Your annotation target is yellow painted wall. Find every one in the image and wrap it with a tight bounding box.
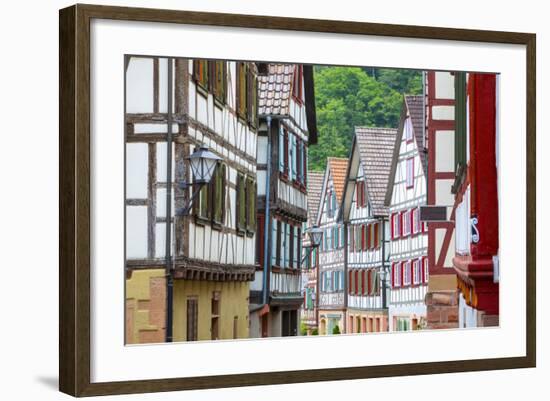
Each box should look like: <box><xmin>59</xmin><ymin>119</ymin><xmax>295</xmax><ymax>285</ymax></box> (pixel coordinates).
<box><xmin>125</xmin><ymin>269</ymin><xmax>166</xmax><ymax>344</ymax></box>
<box><xmin>173</xmin><ymin>280</ymin><xmax>250</xmax><ymax>341</ymax></box>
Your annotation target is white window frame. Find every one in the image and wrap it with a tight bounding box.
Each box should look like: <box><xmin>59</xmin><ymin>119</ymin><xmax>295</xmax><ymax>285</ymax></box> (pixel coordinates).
<box><xmin>403</xmin><ymin>260</ymin><xmax>412</xmax><ymax>286</ymax></box>
<box><xmin>406</xmin><ymin>157</ymin><xmax>414</xmax><ymax>189</ymax></box>
<box><xmin>413</xmin><ymin>259</ymin><xmax>421</xmax><ymax>285</ymax></box>
<box><xmin>393</xmin><ymin>263</ymin><xmax>401</xmax><ymax>288</ymax></box>
<box><xmin>402</xmin><ymin>210</ymin><xmax>411</xmax><ymax>236</ymax></box>
<box><xmin>392</xmin><ymin>212</ymin><xmax>400</xmax><ymax>239</ymax></box>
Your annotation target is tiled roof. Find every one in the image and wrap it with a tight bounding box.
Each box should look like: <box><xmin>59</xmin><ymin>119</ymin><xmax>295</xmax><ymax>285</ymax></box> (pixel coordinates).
<box><xmin>405</xmin><ymin>95</ymin><xmax>426</xmax><ymax>174</ymax></box>
<box><xmin>355</xmin><ymin>127</ymin><xmax>397</xmax><ymax>216</ymax></box>
<box><xmin>327</xmin><ymin>157</ymin><xmax>349</xmax><ymax>204</ymax></box>
<box><xmin>258</xmin><ymin>64</ymin><xmax>295</xmax><ymax>116</ymax></box>
<box><xmin>306</xmin><ymin>171</ymin><xmax>324</xmax><ymax>226</ymax></box>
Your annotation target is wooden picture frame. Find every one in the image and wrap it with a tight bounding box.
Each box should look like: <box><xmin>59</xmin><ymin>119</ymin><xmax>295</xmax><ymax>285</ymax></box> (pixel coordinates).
<box><xmin>59</xmin><ymin>3</ymin><xmax>536</xmax><ymax>397</ymax></box>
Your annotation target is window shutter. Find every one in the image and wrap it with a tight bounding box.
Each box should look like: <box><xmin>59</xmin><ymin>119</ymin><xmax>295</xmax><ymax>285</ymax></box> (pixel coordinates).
<box><xmin>391</xmin><ymin>263</ymin><xmax>395</xmax><ymax>288</ymax></box>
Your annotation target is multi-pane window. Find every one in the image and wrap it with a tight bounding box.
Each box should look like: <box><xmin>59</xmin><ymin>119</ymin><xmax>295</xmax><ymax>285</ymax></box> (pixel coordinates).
<box><xmin>406</xmin><ymin>157</ymin><xmax>414</xmax><ymax>189</ymax></box>
<box><xmin>413</xmin><ymin>259</ymin><xmax>422</xmax><ymax>285</ymax></box>
<box><xmin>402</xmin><ymin>260</ymin><xmax>412</xmax><ymax>286</ymax></box>
<box><xmin>392</xmin><ymin>262</ymin><xmax>402</xmax><ymax>288</ymax></box>
<box><xmin>402</xmin><ymin>210</ymin><xmax>411</xmax><ymax>236</ymax></box>
<box><xmin>412</xmin><ymin>207</ymin><xmax>421</xmax><ymax>234</ymax></box>
<box><xmin>392</xmin><ymin>212</ymin><xmax>401</xmax><ymax>239</ymax></box>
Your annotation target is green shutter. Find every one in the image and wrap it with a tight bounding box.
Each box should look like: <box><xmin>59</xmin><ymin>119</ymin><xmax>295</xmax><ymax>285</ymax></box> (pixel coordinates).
<box><xmin>453</xmin><ymin>72</ymin><xmax>467</xmax><ymax>193</ymax></box>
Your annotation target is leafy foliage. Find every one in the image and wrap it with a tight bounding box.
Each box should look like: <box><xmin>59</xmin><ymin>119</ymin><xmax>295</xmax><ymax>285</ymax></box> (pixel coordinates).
<box><xmin>332</xmin><ymin>325</ymin><xmax>341</xmax><ymax>335</ymax></box>
<box><xmin>309</xmin><ymin>66</ymin><xmax>422</xmax><ymax>171</ymax></box>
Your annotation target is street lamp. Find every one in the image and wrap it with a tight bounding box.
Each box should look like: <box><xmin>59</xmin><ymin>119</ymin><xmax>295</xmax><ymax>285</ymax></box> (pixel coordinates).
<box><xmin>379</xmin><ymin>265</ymin><xmax>389</xmax><ymax>309</ymax></box>
<box><xmin>176</xmin><ymin>146</ymin><xmax>222</xmax><ymax>216</ymax></box>
<box><xmin>301</xmin><ymin>226</ymin><xmax>323</xmax><ymax>265</ymax></box>
<box><xmin>187</xmin><ymin>145</ymin><xmax>222</xmax><ymax>184</ymax></box>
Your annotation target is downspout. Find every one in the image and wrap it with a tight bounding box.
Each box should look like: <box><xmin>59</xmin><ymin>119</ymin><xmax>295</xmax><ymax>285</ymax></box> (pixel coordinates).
<box><xmin>165</xmin><ymin>58</ymin><xmax>174</xmax><ymax>342</ymax></box>
<box><xmin>262</xmin><ymin>116</ymin><xmax>273</xmax><ymax>305</ymax></box>
<box><xmin>343</xmin><ymin>221</ymin><xmax>348</xmax><ymax>333</ymax></box>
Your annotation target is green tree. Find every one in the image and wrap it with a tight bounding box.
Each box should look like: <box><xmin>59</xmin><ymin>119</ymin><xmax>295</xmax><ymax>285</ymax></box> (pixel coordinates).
<box><xmin>309</xmin><ymin>66</ymin><xmax>413</xmax><ymax>171</ymax></box>
<box><xmin>332</xmin><ymin>325</ymin><xmax>341</xmax><ymax>335</ymax></box>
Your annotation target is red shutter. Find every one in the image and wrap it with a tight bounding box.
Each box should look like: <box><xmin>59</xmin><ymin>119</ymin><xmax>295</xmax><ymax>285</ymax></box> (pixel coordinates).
<box><xmin>391</xmin><ymin>263</ymin><xmax>395</xmax><ymax>287</ymax></box>
<box><xmin>401</xmin><ymin>262</ymin><xmax>405</xmax><ymax>286</ymax></box>
<box><xmin>361</xmin><ymin>270</ymin><xmax>366</xmax><ymax>295</ymax></box>
<box><xmin>355</xmin><ymin>270</ymin><xmax>359</xmax><ymax>294</ymax></box>
<box><xmin>374</xmin><ymin>223</ymin><xmax>379</xmax><ymax>248</ymax></box>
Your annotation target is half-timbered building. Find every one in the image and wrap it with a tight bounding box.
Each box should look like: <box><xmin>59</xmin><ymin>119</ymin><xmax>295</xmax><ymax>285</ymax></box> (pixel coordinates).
<box><xmin>125</xmin><ymin>56</ymin><xmax>258</xmax><ymax>342</ymax></box>
<box><xmin>249</xmin><ymin>64</ymin><xmax>318</xmax><ymax>338</ymax></box>
<box><xmin>340</xmin><ymin>127</ymin><xmax>395</xmax><ymax>333</ymax></box>
<box><xmin>451</xmin><ymin>72</ymin><xmax>499</xmax><ymax>327</ymax></box>
<box><xmin>384</xmin><ymin>95</ymin><xmax>429</xmax><ymax>331</ymax></box>
<box><xmin>317</xmin><ymin>158</ymin><xmax>348</xmax><ymax>335</ymax></box>
<box><xmin>300</xmin><ymin>171</ymin><xmax>324</xmax><ymax>334</ymax></box>
<box><xmin>423</xmin><ymin>71</ymin><xmax>460</xmax><ymax>330</ymax></box>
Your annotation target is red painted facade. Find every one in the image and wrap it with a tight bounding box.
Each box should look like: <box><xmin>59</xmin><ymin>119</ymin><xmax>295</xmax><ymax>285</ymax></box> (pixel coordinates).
<box><xmin>452</xmin><ymin>73</ymin><xmax>499</xmax><ymax>318</ymax></box>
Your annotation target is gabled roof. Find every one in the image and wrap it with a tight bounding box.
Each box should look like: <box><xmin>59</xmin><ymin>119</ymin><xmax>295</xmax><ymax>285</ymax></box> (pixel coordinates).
<box><xmin>316</xmin><ymin>157</ymin><xmax>349</xmax><ymax>226</ymax></box>
<box><xmin>340</xmin><ymin>127</ymin><xmax>396</xmax><ymax>220</ymax></box>
<box><xmin>257</xmin><ymin>64</ymin><xmax>318</xmax><ymax>144</ymax></box>
<box><xmin>327</xmin><ymin>157</ymin><xmax>349</xmax><ymax>203</ymax></box>
<box><xmin>306</xmin><ymin>171</ymin><xmax>324</xmax><ymax>227</ymax></box>
<box><xmin>405</xmin><ymin>95</ymin><xmax>426</xmax><ymax>173</ymax></box>
<box><xmin>384</xmin><ymin>95</ymin><xmax>426</xmax><ymax>206</ymax></box>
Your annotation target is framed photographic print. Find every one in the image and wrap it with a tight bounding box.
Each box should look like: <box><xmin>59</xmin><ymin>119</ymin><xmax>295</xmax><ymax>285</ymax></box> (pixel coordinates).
<box><xmin>59</xmin><ymin>3</ymin><xmax>536</xmax><ymax>397</ymax></box>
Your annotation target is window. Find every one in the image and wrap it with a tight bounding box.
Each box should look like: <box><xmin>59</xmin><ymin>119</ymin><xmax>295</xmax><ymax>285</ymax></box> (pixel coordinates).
<box><xmin>402</xmin><ymin>210</ymin><xmax>411</xmax><ymax>237</ymax></box>
<box><xmin>406</xmin><ymin>157</ymin><xmax>414</xmax><ymax>189</ymax></box>
<box><xmin>302</xmin><ymin>145</ymin><xmax>308</xmax><ymax>186</ymax></box>
<box><xmin>237</xmin><ymin>173</ymin><xmax>256</xmax><ymax>234</ymax></box>
<box><xmin>212</xmin><ymin>61</ymin><xmax>227</xmax><ymax>103</ymax></box>
<box><xmin>403</xmin><ymin>260</ymin><xmax>412</xmax><ymax>286</ymax></box>
<box><xmin>361</xmin><ymin>224</ymin><xmax>367</xmax><ymax>251</ymax></box>
<box><xmin>393</xmin><ymin>262</ymin><xmax>401</xmax><ymax>288</ymax></box>
<box><xmin>236</xmin><ymin>62</ymin><xmax>247</xmax><ymax>120</ymax></box>
<box><xmin>195</xmin><ymin>180</ymin><xmax>211</xmax><ymax>221</ymax></box>
<box><xmin>423</xmin><ymin>256</ymin><xmax>429</xmax><ymax>284</ymax></box>
<box><xmin>405</xmin><ymin>117</ymin><xmax>414</xmax><ymax>143</ymax></box>
<box><xmin>290</xmin><ymin>135</ymin><xmax>297</xmax><ymax>181</ymax></box>
<box><xmin>292</xmin><ymin>65</ymin><xmax>303</xmax><ymax>102</ymax></box>
<box><xmin>413</xmin><ymin>259</ymin><xmax>422</xmax><ymax>285</ymax></box>
<box><xmin>412</xmin><ymin>207</ymin><xmax>421</xmax><ymax>234</ymax></box>
<box><xmin>186</xmin><ymin>298</ymin><xmax>198</xmax><ymax>341</ymax></box>
<box><xmin>392</xmin><ymin>213</ymin><xmax>401</xmax><ymax>239</ymax></box>
<box><xmin>193</xmin><ymin>60</ymin><xmax>209</xmax><ymax>90</ymax></box>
